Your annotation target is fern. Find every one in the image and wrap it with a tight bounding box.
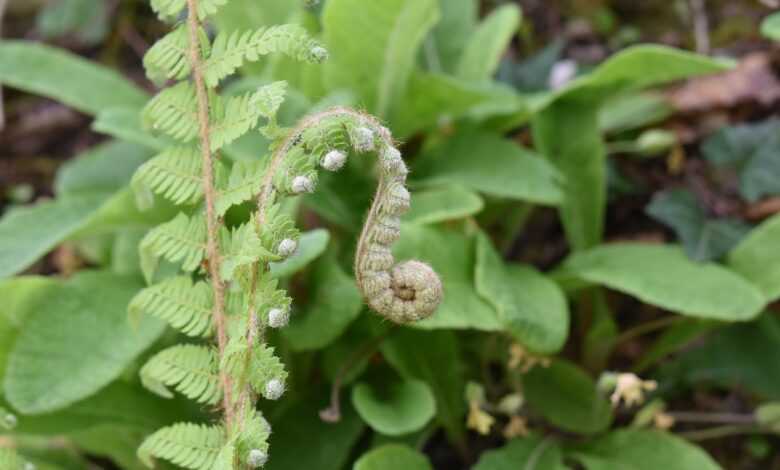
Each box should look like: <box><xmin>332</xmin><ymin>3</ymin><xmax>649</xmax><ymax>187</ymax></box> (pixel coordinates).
<box><xmin>138</xmin><ymin>422</ymin><xmax>225</xmax><ymax>469</ymax></box>
<box><xmin>0</xmin><ymin>448</ymin><xmax>27</xmax><ymax>470</ymax></box>
<box><xmin>132</xmin><ymin>146</ymin><xmax>210</xmax><ymax>208</ymax></box>
<box><xmin>219</xmin><ymin>218</ymin><xmax>275</xmax><ymax>281</ymax></box>
<box><xmin>150</xmin><ymin>0</ymin><xmax>227</xmax><ymax>21</ymax></box>
<box><xmin>144</xmin><ymin>82</ymin><xmax>202</xmax><ymax>142</ymax></box>
<box><xmin>130</xmin><ymin>276</ymin><xmax>213</xmax><ymax>336</ymax></box>
<box><xmin>215</xmin><ymin>160</ymin><xmax>266</xmax><ymax>216</ymax></box>
<box><xmin>204</xmin><ymin>25</ymin><xmax>327</xmax><ymax>87</ymax></box>
<box><xmin>143</xmin><ymin>25</ymin><xmax>210</xmax><ymax>84</ymax></box>
<box><xmin>141</xmin><ymin>344</ymin><xmax>222</xmax><ymax>404</ymax></box>
<box><xmin>140</xmin><ymin>212</ymin><xmax>207</xmax><ymax>282</ymax></box>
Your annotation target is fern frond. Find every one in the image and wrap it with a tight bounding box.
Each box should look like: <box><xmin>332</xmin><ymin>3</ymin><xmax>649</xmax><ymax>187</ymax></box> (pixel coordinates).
<box><xmin>213</xmin><ymin>442</ymin><xmax>236</xmax><ymax>470</ymax></box>
<box><xmin>258</xmin><ymin>203</ymin><xmax>300</xmax><ymax>255</ymax></box>
<box><xmin>219</xmin><ymin>217</ymin><xmax>275</xmax><ymax>281</ymax></box>
<box><xmin>215</xmin><ymin>160</ymin><xmax>266</xmax><ymax>216</ymax></box>
<box><xmin>138</xmin><ymin>422</ymin><xmax>225</xmax><ymax>470</ymax></box>
<box><xmin>150</xmin><ymin>0</ymin><xmax>228</xmax><ymax>22</ymax></box>
<box><xmin>132</xmin><ymin>146</ymin><xmax>214</xmax><ymax>208</ymax></box>
<box><xmin>204</xmin><ymin>25</ymin><xmax>326</xmax><ymax>87</ymax></box>
<box><xmin>144</xmin><ymin>82</ymin><xmax>206</xmax><ymax>142</ymax></box>
<box><xmin>209</xmin><ymin>82</ymin><xmax>288</xmax><ymax>151</ymax></box>
<box><xmin>141</xmin><ymin>344</ymin><xmax>222</xmax><ymax>404</ymax></box>
<box><xmin>129</xmin><ymin>276</ymin><xmax>213</xmax><ymax>337</ymax></box>
<box><xmin>143</xmin><ymin>25</ymin><xmax>211</xmax><ymax>84</ymax></box>
<box><xmin>247</xmin><ymin>343</ymin><xmax>288</xmax><ymax>400</ymax></box>
<box><xmin>140</xmin><ymin>212</ymin><xmax>207</xmax><ymax>282</ymax></box>
<box><xmin>235</xmin><ymin>409</ymin><xmax>271</xmax><ymax>466</ymax></box>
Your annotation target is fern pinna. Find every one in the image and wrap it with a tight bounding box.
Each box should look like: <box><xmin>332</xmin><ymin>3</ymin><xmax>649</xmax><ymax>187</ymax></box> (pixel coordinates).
<box><xmin>129</xmin><ymin>0</ymin><xmax>442</xmax><ymax>468</ymax></box>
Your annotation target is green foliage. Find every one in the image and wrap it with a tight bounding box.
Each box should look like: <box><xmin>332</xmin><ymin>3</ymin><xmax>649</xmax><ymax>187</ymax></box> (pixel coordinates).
<box><xmin>761</xmin><ymin>11</ymin><xmax>780</xmax><ymax>40</ymax></box>
<box><xmin>141</xmin><ymin>344</ymin><xmax>222</xmax><ymax>404</ymax></box>
<box><xmin>473</xmin><ymin>435</ymin><xmax>566</xmax><ymax>470</ymax></box>
<box><xmin>138</xmin><ymin>422</ymin><xmax>226</xmax><ymax>469</ymax></box>
<box><xmin>455</xmin><ymin>4</ymin><xmax>521</xmax><ymax>81</ymax></box>
<box><xmin>352</xmin><ymin>378</ymin><xmax>436</xmax><ymax>436</ymax></box>
<box><xmin>728</xmin><ymin>213</ymin><xmax>780</xmax><ymax>302</ymax></box>
<box><xmin>353</xmin><ymin>445</ymin><xmax>433</xmax><ymax>470</ymax></box>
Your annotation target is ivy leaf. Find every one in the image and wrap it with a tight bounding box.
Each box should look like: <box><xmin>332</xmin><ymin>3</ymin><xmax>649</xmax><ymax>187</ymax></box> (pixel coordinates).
<box><xmin>728</xmin><ymin>213</ymin><xmax>780</xmax><ymax>302</ymax></box>
<box><xmin>323</xmin><ymin>0</ymin><xmax>440</xmax><ymax>118</ymax></box>
<box><xmin>413</xmin><ymin>131</ymin><xmax>563</xmax><ymax>205</ymax></box>
<box><xmin>475</xmin><ymin>232</ymin><xmax>569</xmax><ymax>354</ymax></box>
<box><xmin>646</xmin><ymin>188</ymin><xmax>750</xmax><ymax>262</ymax></box>
<box><xmin>4</xmin><ymin>272</ymin><xmax>166</xmax><ymax>413</ymax></box>
<box><xmin>403</xmin><ymin>186</ymin><xmax>484</xmax><ymax>225</ymax></box>
<box><xmin>524</xmin><ymin>359</ymin><xmax>612</xmax><ymax>435</ymax></box>
<box><xmin>354</xmin><ymin>445</ymin><xmax>433</xmax><ymax>470</ymax></box>
<box><xmin>0</xmin><ymin>41</ymin><xmax>147</xmax><ymax>115</ymax></box>
<box><xmin>559</xmin><ymin>243</ymin><xmax>765</xmax><ymax>321</ymax></box>
<box><xmin>473</xmin><ymin>434</ymin><xmax>567</xmax><ymax>470</ymax></box>
<box><xmin>570</xmin><ymin>430</ymin><xmax>721</xmax><ymax>470</ymax></box>
<box><xmin>455</xmin><ymin>4</ymin><xmax>521</xmax><ymax>82</ymax></box>
<box><xmin>352</xmin><ymin>378</ymin><xmax>436</xmax><ymax>436</ymax></box>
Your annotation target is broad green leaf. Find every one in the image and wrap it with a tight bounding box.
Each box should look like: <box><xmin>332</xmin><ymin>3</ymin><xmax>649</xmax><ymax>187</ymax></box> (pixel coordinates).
<box><xmin>646</xmin><ymin>189</ymin><xmax>750</xmax><ymax>262</ymax></box>
<box><xmin>323</xmin><ymin>0</ymin><xmax>440</xmax><ymax>118</ymax></box>
<box><xmin>633</xmin><ymin>319</ymin><xmax>715</xmax><ymax>373</ymax></box>
<box><xmin>213</xmin><ymin>0</ymin><xmax>298</xmax><ymax>34</ymax></box>
<box><xmin>475</xmin><ymin>232</ymin><xmax>569</xmax><ymax>354</ymax></box>
<box><xmin>533</xmin><ymin>46</ymin><xmax>730</xmax><ymax>250</ymax></box>
<box><xmin>265</xmin><ymin>395</ymin><xmax>364</xmax><ymax>470</ymax></box>
<box><xmin>599</xmin><ymin>92</ymin><xmax>672</xmax><ymax>134</ymax></box>
<box><xmin>0</xmin><ymin>41</ymin><xmax>147</xmax><ymax>115</ymax></box>
<box><xmin>570</xmin><ymin>430</ymin><xmax>721</xmax><ymax>470</ymax></box>
<box><xmin>352</xmin><ymin>378</ymin><xmax>435</xmax><ymax>436</ymax></box>
<box><xmin>381</xmin><ymin>329</ymin><xmax>466</xmax><ymax>445</ymax></box>
<box><xmin>4</xmin><ymin>272</ymin><xmax>166</xmax><ymax>413</ymax></box>
<box><xmin>283</xmin><ymin>252</ymin><xmax>363</xmax><ymax>351</ymax></box>
<box><xmin>270</xmin><ymin>229</ymin><xmax>330</xmax><ymax>278</ymax></box>
<box><xmin>414</xmin><ymin>131</ymin><xmax>563</xmax><ymax>205</ymax></box>
<box><xmin>728</xmin><ymin>213</ymin><xmax>780</xmax><ymax>302</ymax></box>
<box><xmin>0</xmin><ymin>194</ymin><xmax>107</xmax><ymax>279</ymax></box>
<box><xmin>71</xmin><ymin>425</ymin><xmax>150</xmax><ymax>470</ymax></box>
<box><xmin>473</xmin><ymin>434</ymin><xmax>567</xmax><ymax>470</ymax></box>
<box><xmin>393</xmin><ymin>224</ymin><xmax>501</xmax><ymax>330</ymax></box>
<box><xmin>524</xmin><ymin>359</ymin><xmax>612</xmax><ymax>435</ymax></box>
<box><xmin>55</xmin><ymin>141</ymin><xmax>152</xmax><ymax>196</ymax></box>
<box><xmin>427</xmin><ymin>0</ymin><xmax>477</xmax><ymax>72</ymax></box>
<box><xmin>36</xmin><ymin>0</ymin><xmax>109</xmax><ymax>45</ymax></box>
<box><xmin>92</xmin><ymin>108</ymin><xmax>168</xmax><ymax>150</ymax></box>
<box><xmin>75</xmin><ymin>187</ymin><xmax>179</xmax><ymax>236</ymax></box>
<box><xmin>403</xmin><ymin>186</ymin><xmax>484</xmax><ymax>224</ymax></box>
<box><xmin>455</xmin><ymin>4</ymin><xmax>521</xmax><ymax>81</ymax></box>
<box><xmin>354</xmin><ymin>445</ymin><xmax>433</xmax><ymax>470</ymax></box>
<box><xmin>560</xmin><ymin>243</ymin><xmax>765</xmax><ymax>321</ymax></box>
<box><xmin>660</xmin><ymin>314</ymin><xmax>780</xmax><ymax>399</ymax></box>
<box><xmin>761</xmin><ymin>12</ymin><xmax>780</xmax><ymax>40</ymax></box>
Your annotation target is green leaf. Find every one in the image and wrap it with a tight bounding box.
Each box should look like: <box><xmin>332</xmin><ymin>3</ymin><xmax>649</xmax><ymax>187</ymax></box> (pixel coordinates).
<box><xmin>403</xmin><ymin>186</ymin><xmax>484</xmax><ymax>224</ymax></box>
<box><xmin>36</xmin><ymin>0</ymin><xmax>108</xmax><ymax>45</ymax></box>
<box><xmin>427</xmin><ymin>0</ymin><xmax>477</xmax><ymax>73</ymax></box>
<box><xmin>283</xmin><ymin>252</ymin><xmax>362</xmax><ymax>351</ymax></box>
<box><xmin>560</xmin><ymin>243</ymin><xmax>765</xmax><ymax>321</ymax></box>
<box><xmin>570</xmin><ymin>430</ymin><xmax>721</xmax><ymax>470</ymax></box>
<box><xmin>0</xmin><ymin>40</ymin><xmax>147</xmax><ymax>115</ymax></box>
<box><xmin>473</xmin><ymin>434</ymin><xmax>566</xmax><ymax>470</ymax></box>
<box><xmin>93</xmin><ymin>108</ymin><xmax>167</xmax><ymax>150</ymax></box>
<box><xmin>270</xmin><ymin>229</ymin><xmax>330</xmax><ymax>278</ymax></box>
<box><xmin>354</xmin><ymin>445</ymin><xmax>433</xmax><ymax>470</ymax></box>
<box><xmin>761</xmin><ymin>12</ymin><xmax>780</xmax><ymax>40</ymax></box>
<box><xmin>393</xmin><ymin>224</ymin><xmax>501</xmax><ymax>330</ymax></box>
<box><xmin>728</xmin><ymin>213</ymin><xmax>780</xmax><ymax>302</ymax></box>
<box><xmin>414</xmin><ymin>131</ymin><xmax>563</xmax><ymax>205</ymax></box>
<box><xmin>524</xmin><ymin>359</ymin><xmax>612</xmax><ymax>435</ymax></box>
<box><xmin>646</xmin><ymin>189</ymin><xmax>750</xmax><ymax>262</ymax></box>
<box><xmin>381</xmin><ymin>329</ymin><xmax>466</xmax><ymax>445</ymax></box>
<box><xmin>55</xmin><ymin>141</ymin><xmax>152</xmax><ymax>196</ymax></box>
<box><xmin>0</xmin><ymin>194</ymin><xmax>107</xmax><ymax>279</ymax></box>
<box><xmin>352</xmin><ymin>378</ymin><xmax>436</xmax><ymax>436</ymax></box>
<box><xmin>323</xmin><ymin>0</ymin><xmax>440</xmax><ymax>118</ymax></box>
<box><xmin>455</xmin><ymin>4</ymin><xmax>521</xmax><ymax>81</ymax></box>
<box><xmin>475</xmin><ymin>232</ymin><xmax>569</xmax><ymax>354</ymax></box>
<box><xmin>4</xmin><ymin>272</ymin><xmax>166</xmax><ymax>413</ymax></box>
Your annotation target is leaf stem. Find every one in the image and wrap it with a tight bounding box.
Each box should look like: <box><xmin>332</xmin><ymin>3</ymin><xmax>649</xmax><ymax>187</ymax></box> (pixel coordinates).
<box><xmin>185</xmin><ymin>0</ymin><xmax>234</xmax><ymax>430</ymax></box>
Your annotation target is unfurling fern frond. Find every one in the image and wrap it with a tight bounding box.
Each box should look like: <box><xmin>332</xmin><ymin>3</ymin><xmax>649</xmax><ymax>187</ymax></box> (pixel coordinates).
<box><xmin>144</xmin><ymin>82</ymin><xmax>204</xmax><ymax>142</ymax></box>
<box><xmin>132</xmin><ymin>146</ymin><xmax>210</xmax><ymax>208</ymax></box>
<box><xmin>150</xmin><ymin>0</ymin><xmax>228</xmax><ymax>22</ymax></box>
<box><xmin>204</xmin><ymin>25</ymin><xmax>327</xmax><ymax>87</ymax></box>
<box><xmin>141</xmin><ymin>344</ymin><xmax>222</xmax><ymax>404</ymax></box>
<box><xmin>215</xmin><ymin>160</ymin><xmax>266</xmax><ymax>216</ymax></box>
<box><xmin>219</xmin><ymin>218</ymin><xmax>275</xmax><ymax>281</ymax></box>
<box><xmin>140</xmin><ymin>212</ymin><xmax>207</xmax><ymax>282</ymax></box>
<box><xmin>138</xmin><ymin>422</ymin><xmax>225</xmax><ymax>470</ymax></box>
<box><xmin>245</xmin><ymin>344</ymin><xmax>288</xmax><ymax>401</ymax></box>
<box><xmin>129</xmin><ymin>276</ymin><xmax>213</xmax><ymax>337</ymax></box>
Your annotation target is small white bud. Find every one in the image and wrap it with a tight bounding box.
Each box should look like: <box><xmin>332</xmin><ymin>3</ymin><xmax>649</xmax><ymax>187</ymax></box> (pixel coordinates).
<box><xmin>351</xmin><ymin>126</ymin><xmax>375</xmax><ymax>153</ymax></box>
<box><xmin>247</xmin><ymin>449</ymin><xmax>268</xmax><ymax>468</ymax></box>
<box><xmin>3</xmin><ymin>413</ymin><xmax>17</xmax><ymax>429</ymax></box>
<box><xmin>277</xmin><ymin>238</ymin><xmax>298</xmax><ymax>258</ymax></box>
<box><xmin>322</xmin><ymin>150</ymin><xmax>347</xmax><ymax>171</ymax></box>
<box><xmin>291</xmin><ymin>175</ymin><xmax>315</xmax><ymax>194</ymax></box>
<box><xmin>264</xmin><ymin>378</ymin><xmax>285</xmax><ymax>400</ymax></box>
<box><xmin>310</xmin><ymin>46</ymin><xmax>328</xmax><ymax>62</ymax></box>
<box><xmin>23</xmin><ymin>464</ymin><xmax>36</xmax><ymax>470</ymax></box>
<box><xmin>268</xmin><ymin>308</ymin><xmax>289</xmax><ymax>328</ymax></box>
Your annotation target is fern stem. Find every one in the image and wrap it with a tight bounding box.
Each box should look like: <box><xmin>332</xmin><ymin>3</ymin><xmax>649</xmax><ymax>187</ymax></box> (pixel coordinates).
<box><xmin>185</xmin><ymin>0</ymin><xmax>234</xmax><ymax>430</ymax></box>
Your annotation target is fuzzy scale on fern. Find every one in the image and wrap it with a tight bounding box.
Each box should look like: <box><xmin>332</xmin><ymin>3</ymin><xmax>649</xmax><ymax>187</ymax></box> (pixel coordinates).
<box><xmin>129</xmin><ymin>0</ymin><xmax>442</xmax><ymax>468</ymax></box>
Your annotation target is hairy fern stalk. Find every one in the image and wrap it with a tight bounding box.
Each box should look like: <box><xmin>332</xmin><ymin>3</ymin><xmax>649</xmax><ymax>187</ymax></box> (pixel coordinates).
<box><xmin>129</xmin><ymin>1</ymin><xmax>442</xmax><ymax>468</ymax></box>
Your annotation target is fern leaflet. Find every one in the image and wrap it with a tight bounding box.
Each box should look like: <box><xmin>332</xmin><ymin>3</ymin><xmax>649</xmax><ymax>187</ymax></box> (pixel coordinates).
<box><xmin>129</xmin><ymin>276</ymin><xmax>213</xmax><ymax>337</ymax></box>
<box><xmin>219</xmin><ymin>218</ymin><xmax>275</xmax><ymax>281</ymax></box>
<box><xmin>140</xmin><ymin>212</ymin><xmax>207</xmax><ymax>282</ymax></box>
<box><xmin>132</xmin><ymin>146</ymin><xmax>213</xmax><ymax>208</ymax></box>
<box><xmin>141</xmin><ymin>344</ymin><xmax>222</xmax><ymax>404</ymax></box>
<box><xmin>138</xmin><ymin>421</ymin><xmax>225</xmax><ymax>469</ymax></box>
